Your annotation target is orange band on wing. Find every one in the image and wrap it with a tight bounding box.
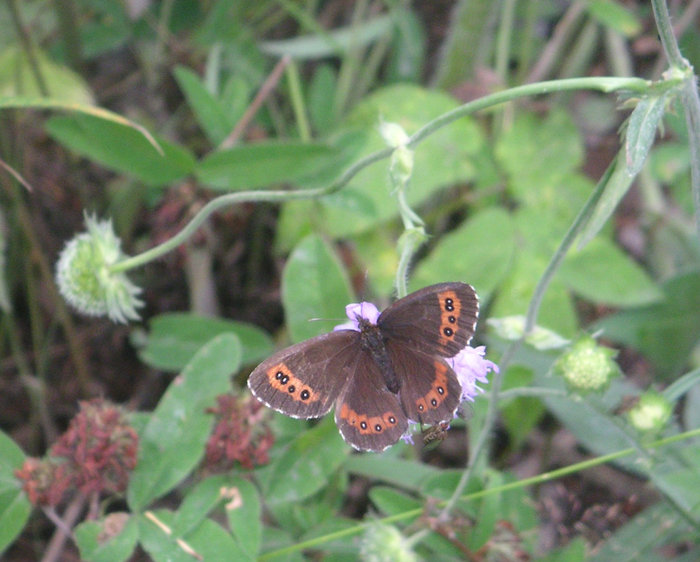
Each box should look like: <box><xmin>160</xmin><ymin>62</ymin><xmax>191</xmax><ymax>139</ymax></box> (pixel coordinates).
<box><xmin>265</xmin><ymin>363</ymin><xmax>320</xmax><ymax>404</ymax></box>
<box><xmin>437</xmin><ymin>290</ymin><xmax>462</xmax><ymax>349</ymax></box>
<box><xmin>415</xmin><ymin>361</ymin><xmax>452</xmax><ymax>414</ymax></box>
<box><xmin>338</xmin><ymin>403</ymin><xmax>400</xmax><ymax>435</ymax></box>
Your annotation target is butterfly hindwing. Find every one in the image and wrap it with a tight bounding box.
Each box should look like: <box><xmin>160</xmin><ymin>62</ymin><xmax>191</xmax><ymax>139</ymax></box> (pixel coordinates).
<box><xmin>247</xmin><ymin>330</ymin><xmax>359</xmax><ymax>419</ymax></box>
<box><xmin>335</xmin><ymin>352</ymin><xmax>408</xmax><ymax>452</ymax></box>
<box><xmin>387</xmin><ymin>340</ymin><xmax>462</xmax><ymax>426</ymax></box>
<box><xmin>379</xmin><ymin>282</ymin><xmax>479</xmax><ymax>358</ymax></box>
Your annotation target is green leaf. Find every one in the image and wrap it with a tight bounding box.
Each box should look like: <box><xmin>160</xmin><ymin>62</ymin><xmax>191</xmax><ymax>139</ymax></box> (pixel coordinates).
<box><xmin>344</xmin><ymin>455</ymin><xmax>440</xmax><ymax>490</ymax></box>
<box><xmin>74</xmin><ymin>514</ymin><xmax>139</xmax><ymax>562</ymax></box>
<box><xmin>259</xmin><ymin>15</ymin><xmax>394</xmax><ymax>59</ymax></box>
<box><xmin>46</xmin><ymin>114</ymin><xmax>195</xmax><ymax>187</ymax></box>
<box><xmin>0</xmin><ymin>45</ymin><xmax>93</xmax><ymax>103</ymax></box>
<box><xmin>308</xmin><ymin>64</ymin><xmax>337</xmax><ymax>134</ymax></box>
<box><xmin>224</xmin><ymin>477</ymin><xmax>262</xmax><ymax>558</ymax></box>
<box><xmin>195</xmin><ymin>141</ymin><xmax>341</xmax><ymax>190</ymax></box>
<box><xmin>263</xmin><ymin>417</ymin><xmax>348</xmax><ymax>504</ymax></box>
<box><xmin>593</xmin><ymin>271</ymin><xmax>700</xmax><ymax>376</ymax></box>
<box><xmin>587</xmin><ymin>0</ymin><xmax>642</xmax><ymax>37</ymax></box>
<box><xmin>411</xmin><ymin>208</ymin><xmax>516</xmax><ymax>302</ymax></box>
<box><xmin>386</xmin><ymin>7</ymin><xmax>426</xmax><ymax>83</ymax></box>
<box><xmin>138</xmin><ymin>510</ymin><xmax>251</xmax><ymax>562</ymax></box>
<box><xmin>0</xmin><ymin>430</ymin><xmax>30</xmax><ymax>555</ymax></box>
<box><xmin>172</xmin><ymin>475</ymin><xmax>232</xmax><ymax>536</ymax></box>
<box><xmin>319</xmin><ymin>83</ymin><xmax>484</xmax><ymax>236</ymax></box>
<box><xmin>558</xmin><ymin>238</ymin><xmax>663</xmax><ymax>307</ymax></box>
<box><xmin>495</xmin><ymin>111</ymin><xmax>584</xmax><ymax>207</ymax></box>
<box><xmin>625</xmin><ymin>93</ymin><xmax>668</xmax><ymax>176</ymax></box>
<box><xmin>173</xmin><ymin>66</ymin><xmax>234</xmax><ymax>145</ymax></box>
<box><xmin>578</xmin><ymin>152</ymin><xmax>635</xmax><ymax>247</ymax></box>
<box><xmin>368</xmin><ymin>486</ymin><xmax>421</xmax><ymax>516</ymax></box>
<box><xmin>138</xmin><ymin>313</ymin><xmax>272</xmax><ymax>372</ymax></box>
<box><xmin>500</xmin><ymin>366</ymin><xmax>543</xmax><ymax>448</ymax></box>
<box><xmin>127</xmin><ymin>334</ymin><xmax>240</xmax><ymax>512</ymax></box>
<box><xmin>281</xmin><ymin>234</ymin><xmax>353</xmax><ymax>342</ymax></box>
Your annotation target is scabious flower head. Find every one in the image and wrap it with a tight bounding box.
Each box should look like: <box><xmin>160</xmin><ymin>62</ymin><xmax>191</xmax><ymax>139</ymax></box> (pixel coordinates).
<box><xmin>56</xmin><ymin>214</ymin><xmax>142</xmax><ymax>323</ymax></box>
<box><xmin>448</xmin><ymin>345</ymin><xmax>497</xmax><ymax>402</ymax></box>
<box><xmin>359</xmin><ymin>522</ymin><xmax>417</xmax><ymax>562</ymax></box>
<box><xmin>555</xmin><ymin>336</ymin><xmax>619</xmax><ymax>394</ymax></box>
<box><xmin>334</xmin><ymin>302</ymin><xmax>380</xmax><ymax>331</ymax></box>
<box><xmin>628</xmin><ymin>391</ymin><xmax>673</xmax><ymax>433</ymax></box>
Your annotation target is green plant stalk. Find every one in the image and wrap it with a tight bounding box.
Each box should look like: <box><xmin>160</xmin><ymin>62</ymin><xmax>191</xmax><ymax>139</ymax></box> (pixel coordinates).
<box><xmin>494</xmin><ymin>0</ymin><xmax>515</xmax><ymax>84</ymax></box>
<box><xmin>109</xmin><ymin>76</ymin><xmax>650</xmax><ymax>275</ymax></box>
<box><xmin>650</xmin><ymin>0</ymin><xmax>700</xmax><ymax>234</ymax></box>
<box><xmin>6</xmin><ymin>0</ymin><xmax>48</xmax><ymax>95</ymax></box>
<box><xmin>285</xmin><ymin>60</ymin><xmax>311</xmax><ymax>142</ymax></box>
<box><xmin>439</xmin><ymin>158</ymin><xmax>616</xmax><ymax>519</ymax></box>
<box><xmin>258</xmin><ymin>426</ymin><xmax>700</xmax><ymax>560</ymax></box>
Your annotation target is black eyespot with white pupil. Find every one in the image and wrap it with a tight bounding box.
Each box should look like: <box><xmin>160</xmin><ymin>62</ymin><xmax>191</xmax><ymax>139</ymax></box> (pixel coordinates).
<box><xmin>448</xmin><ymin>315</ymin><xmax>456</xmax><ymax>323</ymax></box>
<box><xmin>443</xmin><ymin>327</ymin><xmax>454</xmax><ymax>337</ymax></box>
<box><xmin>375</xmin><ymin>424</ymin><xmax>382</xmax><ymax>432</ymax></box>
<box><xmin>444</xmin><ymin>298</ymin><xmax>454</xmax><ymax>311</ymax></box>
<box><xmin>300</xmin><ymin>389</ymin><xmax>310</xmax><ymax>400</ymax></box>
<box><xmin>437</xmin><ymin>386</ymin><xmax>445</xmax><ymax>395</ymax></box>
<box><xmin>360</xmin><ymin>421</ymin><xmax>367</xmax><ymax>429</ymax></box>
<box><xmin>431</xmin><ymin>398</ymin><xmax>438</xmax><ymax>406</ymax></box>
<box><xmin>288</xmin><ymin>385</ymin><xmax>295</xmax><ymax>393</ymax></box>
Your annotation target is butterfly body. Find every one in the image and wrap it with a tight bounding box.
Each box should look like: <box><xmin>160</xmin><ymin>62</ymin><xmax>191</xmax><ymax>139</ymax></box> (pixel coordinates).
<box><xmin>248</xmin><ymin>282</ymin><xmax>479</xmax><ymax>452</ymax></box>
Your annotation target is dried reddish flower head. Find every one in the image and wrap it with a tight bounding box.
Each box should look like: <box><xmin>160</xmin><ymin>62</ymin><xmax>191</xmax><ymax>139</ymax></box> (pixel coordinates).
<box><xmin>15</xmin><ymin>399</ymin><xmax>139</xmax><ymax>507</ymax></box>
<box><xmin>205</xmin><ymin>394</ymin><xmax>274</xmax><ymax>471</ymax></box>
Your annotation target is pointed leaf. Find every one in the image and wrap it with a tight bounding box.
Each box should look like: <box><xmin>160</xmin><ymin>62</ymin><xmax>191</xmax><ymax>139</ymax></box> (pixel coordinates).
<box><xmin>625</xmin><ymin>93</ymin><xmax>668</xmax><ymax>176</ymax></box>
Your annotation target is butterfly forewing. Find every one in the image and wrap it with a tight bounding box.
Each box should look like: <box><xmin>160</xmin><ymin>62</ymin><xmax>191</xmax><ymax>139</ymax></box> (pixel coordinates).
<box><xmin>387</xmin><ymin>342</ymin><xmax>462</xmax><ymax>425</ymax></box>
<box><xmin>247</xmin><ymin>330</ymin><xmax>359</xmax><ymax>419</ymax></box>
<box><xmin>335</xmin><ymin>352</ymin><xmax>408</xmax><ymax>452</ymax></box>
<box><xmin>379</xmin><ymin>282</ymin><xmax>479</xmax><ymax>358</ymax></box>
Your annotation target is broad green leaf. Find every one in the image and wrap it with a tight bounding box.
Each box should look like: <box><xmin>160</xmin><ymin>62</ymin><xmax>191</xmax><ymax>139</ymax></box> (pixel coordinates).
<box><xmin>319</xmin><ymin>83</ymin><xmax>484</xmax><ymax>236</ymax></box>
<box><xmin>225</xmin><ymin>477</ymin><xmax>262</xmax><ymax>558</ymax></box>
<box><xmin>558</xmin><ymin>238</ymin><xmax>663</xmax><ymax>307</ymax></box>
<box><xmin>538</xmin><ymin>538</ymin><xmax>587</xmax><ymax>562</ymax></box>
<box><xmin>368</xmin><ymin>486</ymin><xmax>421</xmax><ymax>516</ymax></box>
<box><xmin>282</xmin><ymin>234</ymin><xmax>353</xmax><ymax>342</ymax></box>
<box><xmin>46</xmin><ymin>114</ymin><xmax>195</xmax><ymax>187</ymax></box>
<box><xmin>593</xmin><ymin>271</ymin><xmax>700</xmax><ymax>376</ymax></box>
<box><xmin>195</xmin><ymin>141</ymin><xmax>341</xmax><ymax>190</ymax></box>
<box><xmin>344</xmin><ymin>455</ymin><xmax>440</xmax><ymax>490</ymax></box>
<box><xmin>0</xmin><ymin>98</ymin><xmax>161</xmax><ymax>154</ymax></box>
<box><xmin>587</xmin><ymin>0</ymin><xmax>642</xmax><ymax>37</ymax></box>
<box><xmin>625</xmin><ymin>93</ymin><xmax>668</xmax><ymax>176</ymax></box>
<box><xmin>0</xmin><ymin>45</ymin><xmax>92</xmax><ymax>103</ymax></box>
<box><xmin>74</xmin><ymin>514</ymin><xmax>138</xmax><ymax>562</ymax></box>
<box><xmin>490</xmin><ymin>250</ymin><xmax>578</xmax><ymax>337</ymax></box>
<box><xmin>172</xmin><ymin>475</ymin><xmax>233</xmax><ymax>536</ymax></box>
<box><xmin>495</xmin><ymin>111</ymin><xmax>584</xmax><ymax>206</ymax></box>
<box><xmin>308</xmin><ymin>64</ymin><xmax>337</xmax><ymax>134</ymax></box>
<box><xmin>411</xmin><ymin>208</ymin><xmax>516</xmax><ymax>302</ymax></box>
<box><xmin>174</xmin><ymin>66</ymin><xmax>234</xmax><ymax>145</ymax></box>
<box><xmin>138</xmin><ymin>510</ymin><xmax>250</xmax><ymax>562</ymax></box>
<box><xmin>127</xmin><ymin>334</ymin><xmax>240</xmax><ymax>512</ymax></box>
<box><xmin>259</xmin><ymin>15</ymin><xmax>393</xmax><ymax>59</ymax></box>
<box><xmin>264</xmin><ymin>416</ymin><xmax>348</xmax><ymax>504</ymax></box>
<box><xmin>0</xmin><ymin>430</ymin><xmax>30</xmax><ymax>555</ymax></box>
<box><xmin>500</xmin><ymin>366</ymin><xmax>543</xmax><ymax>448</ymax></box>
<box><xmin>138</xmin><ymin>313</ymin><xmax>272</xmax><ymax>372</ymax></box>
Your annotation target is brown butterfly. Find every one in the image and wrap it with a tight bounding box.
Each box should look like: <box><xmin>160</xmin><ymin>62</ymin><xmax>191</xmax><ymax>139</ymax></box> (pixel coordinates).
<box><xmin>247</xmin><ymin>282</ymin><xmax>479</xmax><ymax>452</ymax></box>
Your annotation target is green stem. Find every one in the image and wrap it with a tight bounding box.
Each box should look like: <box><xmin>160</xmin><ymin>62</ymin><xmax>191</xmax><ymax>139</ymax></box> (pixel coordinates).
<box><xmin>650</xmin><ymin>0</ymin><xmax>686</xmax><ymax>68</ymax></box>
<box><xmin>285</xmin><ymin>60</ymin><xmax>311</xmax><ymax>142</ymax></box>
<box><xmin>110</xmin><ymin>76</ymin><xmax>649</xmax><ymax>275</ymax></box>
<box><xmin>258</xmin><ymin>427</ymin><xmax>700</xmax><ymax>560</ymax></box>
<box><xmin>439</xmin><ymin>160</ymin><xmax>615</xmax><ymax>518</ymax></box>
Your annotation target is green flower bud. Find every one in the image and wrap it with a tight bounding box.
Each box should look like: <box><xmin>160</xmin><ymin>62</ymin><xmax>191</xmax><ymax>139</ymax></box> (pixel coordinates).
<box><xmin>555</xmin><ymin>337</ymin><xmax>619</xmax><ymax>393</ymax></box>
<box><xmin>628</xmin><ymin>391</ymin><xmax>672</xmax><ymax>433</ymax></box>
<box><xmin>56</xmin><ymin>214</ymin><xmax>142</xmax><ymax>323</ymax></box>
<box><xmin>359</xmin><ymin>522</ymin><xmax>417</xmax><ymax>562</ymax></box>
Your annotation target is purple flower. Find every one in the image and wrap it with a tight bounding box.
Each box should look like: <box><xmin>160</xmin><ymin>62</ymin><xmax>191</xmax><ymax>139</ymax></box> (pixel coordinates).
<box><xmin>448</xmin><ymin>346</ymin><xmax>498</xmax><ymax>402</ymax></box>
<box><xmin>333</xmin><ymin>302</ymin><xmax>380</xmax><ymax>331</ymax></box>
